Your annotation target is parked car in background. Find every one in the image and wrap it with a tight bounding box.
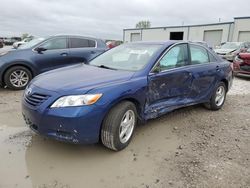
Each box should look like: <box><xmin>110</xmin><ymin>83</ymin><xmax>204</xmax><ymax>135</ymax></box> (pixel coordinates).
<box><xmin>3</xmin><ymin>38</ymin><xmax>13</xmax><ymax>45</ymax></box>
<box><xmin>0</xmin><ymin>35</ymin><xmax>107</xmax><ymax>90</ymax></box>
<box><xmin>13</xmin><ymin>37</ymin><xmax>33</xmax><ymax>49</ymax></box>
<box><xmin>4</xmin><ymin>37</ymin><xmax>21</xmax><ymax>45</ymax></box>
<box><xmin>0</xmin><ymin>39</ymin><xmax>4</xmax><ymax>48</ymax></box>
<box><xmin>106</xmin><ymin>40</ymin><xmax>123</xmax><ymax>49</ymax></box>
<box><xmin>192</xmin><ymin>41</ymin><xmax>213</xmax><ymax>50</ymax></box>
<box><xmin>22</xmin><ymin>41</ymin><xmax>233</xmax><ymax>151</ymax></box>
<box><xmin>214</xmin><ymin>42</ymin><xmax>250</xmax><ymax>61</ymax></box>
<box><xmin>233</xmin><ymin>48</ymin><xmax>250</xmax><ymax>77</ymax></box>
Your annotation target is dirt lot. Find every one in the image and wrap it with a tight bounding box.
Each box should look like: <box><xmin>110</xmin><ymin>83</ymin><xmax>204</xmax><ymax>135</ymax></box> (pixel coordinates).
<box><xmin>0</xmin><ymin>77</ymin><xmax>249</xmax><ymax>188</ymax></box>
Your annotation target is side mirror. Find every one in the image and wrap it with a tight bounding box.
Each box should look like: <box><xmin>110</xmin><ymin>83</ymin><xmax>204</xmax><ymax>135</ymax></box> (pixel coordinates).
<box><xmin>35</xmin><ymin>47</ymin><xmax>47</xmax><ymax>53</ymax></box>
<box><xmin>151</xmin><ymin>66</ymin><xmax>161</xmax><ymax>74</ymax></box>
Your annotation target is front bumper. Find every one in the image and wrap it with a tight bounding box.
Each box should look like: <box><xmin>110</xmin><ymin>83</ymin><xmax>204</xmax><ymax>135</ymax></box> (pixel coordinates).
<box><xmin>22</xmin><ymin>86</ymin><xmax>106</xmax><ymax>144</ymax></box>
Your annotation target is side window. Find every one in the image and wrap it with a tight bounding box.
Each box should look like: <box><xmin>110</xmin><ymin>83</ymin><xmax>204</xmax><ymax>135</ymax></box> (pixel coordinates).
<box><xmin>208</xmin><ymin>52</ymin><xmax>217</xmax><ymax>62</ymax></box>
<box><xmin>159</xmin><ymin>44</ymin><xmax>188</xmax><ymax>71</ymax></box>
<box><xmin>190</xmin><ymin>45</ymin><xmax>209</xmax><ymax>65</ymax></box>
<box><xmin>88</xmin><ymin>40</ymin><xmax>96</xmax><ymax>47</ymax></box>
<box><xmin>70</xmin><ymin>38</ymin><xmax>96</xmax><ymax>48</ymax></box>
<box><xmin>40</xmin><ymin>38</ymin><xmax>67</xmax><ymax>50</ymax></box>
<box><xmin>70</xmin><ymin>38</ymin><xmax>89</xmax><ymax>48</ymax></box>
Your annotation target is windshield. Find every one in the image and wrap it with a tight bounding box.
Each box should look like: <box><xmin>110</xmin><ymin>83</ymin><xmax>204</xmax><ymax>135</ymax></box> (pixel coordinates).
<box><xmin>89</xmin><ymin>44</ymin><xmax>162</xmax><ymax>71</ymax></box>
<box><xmin>18</xmin><ymin>38</ymin><xmax>45</xmax><ymax>49</ymax></box>
<box><xmin>221</xmin><ymin>42</ymin><xmax>241</xmax><ymax>50</ymax></box>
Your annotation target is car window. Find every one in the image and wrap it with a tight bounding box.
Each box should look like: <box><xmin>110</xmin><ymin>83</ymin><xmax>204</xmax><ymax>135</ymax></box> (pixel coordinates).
<box><xmin>40</xmin><ymin>38</ymin><xmax>67</xmax><ymax>50</ymax></box>
<box><xmin>208</xmin><ymin>52</ymin><xmax>217</xmax><ymax>62</ymax></box>
<box><xmin>158</xmin><ymin>44</ymin><xmax>188</xmax><ymax>71</ymax></box>
<box><xmin>88</xmin><ymin>40</ymin><xmax>96</xmax><ymax>47</ymax></box>
<box><xmin>190</xmin><ymin>45</ymin><xmax>209</xmax><ymax>65</ymax></box>
<box><xmin>89</xmin><ymin>44</ymin><xmax>162</xmax><ymax>71</ymax></box>
<box><xmin>70</xmin><ymin>38</ymin><xmax>96</xmax><ymax>48</ymax></box>
<box><xmin>244</xmin><ymin>42</ymin><xmax>250</xmax><ymax>48</ymax></box>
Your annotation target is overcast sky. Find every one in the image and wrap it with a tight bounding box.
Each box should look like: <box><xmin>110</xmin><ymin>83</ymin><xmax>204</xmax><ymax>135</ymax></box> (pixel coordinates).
<box><xmin>0</xmin><ymin>0</ymin><xmax>249</xmax><ymax>40</ymax></box>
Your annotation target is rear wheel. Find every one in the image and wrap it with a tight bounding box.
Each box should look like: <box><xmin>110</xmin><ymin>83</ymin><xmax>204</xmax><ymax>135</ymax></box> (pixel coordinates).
<box><xmin>204</xmin><ymin>82</ymin><xmax>226</xmax><ymax>110</ymax></box>
<box><xmin>101</xmin><ymin>101</ymin><xmax>137</xmax><ymax>151</ymax></box>
<box><xmin>4</xmin><ymin>66</ymin><xmax>32</xmax><ymax>90</ymax></box>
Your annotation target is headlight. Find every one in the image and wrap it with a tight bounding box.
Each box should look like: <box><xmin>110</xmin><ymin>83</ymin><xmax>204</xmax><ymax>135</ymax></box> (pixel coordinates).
<box><xmin>51</xmin><ymin>94</ymin><xmax>102</xmax><ymax>108</ymax></box>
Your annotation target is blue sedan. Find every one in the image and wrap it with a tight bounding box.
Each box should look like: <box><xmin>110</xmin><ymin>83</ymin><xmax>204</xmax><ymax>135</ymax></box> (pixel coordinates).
<box><xmin>22</xmin><ymin>41</ymin><xmax>233</xmax><ymax>151</ymax></box>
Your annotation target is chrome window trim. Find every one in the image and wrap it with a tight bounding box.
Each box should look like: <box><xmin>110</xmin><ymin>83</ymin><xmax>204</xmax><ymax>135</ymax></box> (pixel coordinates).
<box><xmin>149</xmin><ymin>42</ymin><xmax>189</xmax><ymax>74</ymax></box>
<box><xmin>149</xmin><ymin>42</ymin><xmax>217</xmax><ymax>75</ymax></box>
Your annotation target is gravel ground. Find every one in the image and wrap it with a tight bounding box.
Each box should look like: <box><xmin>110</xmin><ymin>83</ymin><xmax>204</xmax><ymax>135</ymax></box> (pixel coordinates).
<box><xmin>0</xmin><ymin>77</ymin><xmax>249</xmax><ymax>188</ymax></box>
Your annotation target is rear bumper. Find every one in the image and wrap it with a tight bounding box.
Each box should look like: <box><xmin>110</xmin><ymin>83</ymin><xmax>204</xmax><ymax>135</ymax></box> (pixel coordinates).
<box><xmin>233</xmin><ymin>62</ymin><xmax>250</xmax><ymax>77</ymax></box>
<box><xmin>234</xmin><ymin>72</ymin><xmax>250</xmax><ymax>78</ymax></box>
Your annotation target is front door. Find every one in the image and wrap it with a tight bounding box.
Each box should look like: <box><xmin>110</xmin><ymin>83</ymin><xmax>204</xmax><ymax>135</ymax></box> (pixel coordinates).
<box><xmin>32</xmin><ymin>37</ymin><xmax>70</xmax><ymax>73</ymax></box>
<box><xmin>146</xmin><ymin>43</ymin><xmax>193</xmax><ymax>118</ymax></box>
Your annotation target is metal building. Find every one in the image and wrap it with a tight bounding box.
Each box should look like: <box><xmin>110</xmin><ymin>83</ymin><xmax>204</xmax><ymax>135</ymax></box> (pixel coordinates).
<box><xmin>123</xmin><ymin>17</ymin><xmax>250</xmax><ymax>47</ymax></box>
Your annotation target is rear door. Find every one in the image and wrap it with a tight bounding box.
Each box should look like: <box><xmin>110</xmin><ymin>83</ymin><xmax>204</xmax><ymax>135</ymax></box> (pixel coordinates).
<box><xmin>146</xmin><ymin>43</ymin><xmax>193</xmax><ymax>117</ymax></box>
<box><xmin>187</xmin><ymin>44</ymin><xmax>219</xmax><ymax>102</ymax></box>
<box><xmin>32</xmin><ymin>37</ymin><xmax>70</xmax><ymax>73</ymax></box>
<box><xmin>69</xmin><ymin>37</ymin><xmax>105</xmax><ymax>63</ymax></box>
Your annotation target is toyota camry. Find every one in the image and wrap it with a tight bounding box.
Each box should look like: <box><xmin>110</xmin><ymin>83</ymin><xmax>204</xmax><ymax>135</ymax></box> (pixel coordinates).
<box><xmin>22</xmin><ymin>41</ymin><xmax>233</xmax><ymax>151</ymax></box>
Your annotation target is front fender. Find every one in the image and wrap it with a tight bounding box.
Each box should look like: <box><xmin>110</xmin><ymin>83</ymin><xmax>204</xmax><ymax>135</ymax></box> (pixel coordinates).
<box><xmin>87</xmin><ymin>76</ymin><xmax>148</xmax><ymax>121</ymax></box>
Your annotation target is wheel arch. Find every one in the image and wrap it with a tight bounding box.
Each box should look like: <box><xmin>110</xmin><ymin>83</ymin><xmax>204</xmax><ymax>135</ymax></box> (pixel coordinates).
<box><xmin>221</xmin><ymin>79</ymin><xmax>228</xmax><ymax>92</ymax></box>
<box><xmin>2</xmin><ymin>63</ymin><xmax>35</xmax><ymax>86</ymax></box>
<box><xmin>98</xmin><ymin>97</ymin><xmax>144</xmax><ymax>141</ymax></box>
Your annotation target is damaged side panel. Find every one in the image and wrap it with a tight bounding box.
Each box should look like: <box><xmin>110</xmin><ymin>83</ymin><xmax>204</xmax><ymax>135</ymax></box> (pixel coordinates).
<box><xmin>144</xmin><ymin>69</ymin><xmax>193</xmax><ymax>120</ymax></box>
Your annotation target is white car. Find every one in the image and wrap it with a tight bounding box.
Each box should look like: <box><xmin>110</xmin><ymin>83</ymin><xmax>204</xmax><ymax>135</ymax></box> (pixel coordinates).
<box><xmin>13</xmin><ymin>38</ymin><xmax>32</xmax><ymax>49</ymax></box>
<box><xmin>214</xmin><ymin>42</ymin><xmax>250</xmax><ymax>61</ymax></box>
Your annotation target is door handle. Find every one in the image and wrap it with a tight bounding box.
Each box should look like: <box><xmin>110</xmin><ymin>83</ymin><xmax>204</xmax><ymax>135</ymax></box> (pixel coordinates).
<box><xmin>90</xmin><ymin>51</ymin><xmax>96</xmax><ymax>54</ymax></box>
<box><xmin>60</xmin><ymin>53</ymin><xmax>68</xmax><ymax>56</ymax></box>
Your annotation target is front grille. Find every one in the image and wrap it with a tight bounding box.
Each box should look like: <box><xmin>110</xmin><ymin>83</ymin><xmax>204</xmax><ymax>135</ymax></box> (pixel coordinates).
<box><xmin>24</xmin><ymin>93</ymin><xmax>50</xmax><ymax>107</ymax></box>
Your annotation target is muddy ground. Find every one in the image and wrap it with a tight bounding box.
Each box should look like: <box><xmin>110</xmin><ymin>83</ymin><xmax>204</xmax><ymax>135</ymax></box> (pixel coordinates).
<box><xmin>0</xmin><ymin>77</ymin><xmax>249</xmax><ymax>188</ymax></box>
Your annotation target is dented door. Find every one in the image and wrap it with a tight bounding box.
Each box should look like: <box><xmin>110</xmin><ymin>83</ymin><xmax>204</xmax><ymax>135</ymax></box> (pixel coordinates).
<box><xmin>144</xmin><ymin>43</ymin><xmax>192</xmax><ymax>118</ymax></box>
<box><xmin>146</xmin><ymin>68</ymin><xmax>193</xmax><ymax>116</ymax></box>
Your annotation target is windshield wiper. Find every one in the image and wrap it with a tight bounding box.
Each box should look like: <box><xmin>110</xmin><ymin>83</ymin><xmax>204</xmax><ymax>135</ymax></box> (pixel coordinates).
<box><xmin>97</xmin><ymin>65</ymin><xmax>117</xmax><ymax>70</ymax></box>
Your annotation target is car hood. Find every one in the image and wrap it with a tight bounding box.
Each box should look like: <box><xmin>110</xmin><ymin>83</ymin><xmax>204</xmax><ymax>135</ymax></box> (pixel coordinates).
<box><xmin>239</xmin><ymin>52</ymin><xmax>250</xmax><ymax>59</ymax></box>
<box><xmin>214</xmin><ymin>48</ymin><xmax>236</xmax><ymax>54</ymax></box>
<box><xmin>0</xmin><ymin>48</ymin><xmax>26</xmax><ymax>56</ymax></box>
<box><xmin>32</xmin><ymin>64</ymin><xmax>135</xmax><ymax>92</ymax></box>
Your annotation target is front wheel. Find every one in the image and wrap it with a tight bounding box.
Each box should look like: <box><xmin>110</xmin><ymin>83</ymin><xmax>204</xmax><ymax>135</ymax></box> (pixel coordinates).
<box><xmin>101</xmin><ymin>101</ymin><xmax>137</xmax><ymax>151</ymax></box>
<box><xmin>4</xmin><ymin>66</ymin><xmax>32</xmax><ymax>90</ymax></box>
<box><xmin>204</xmin><ymin>82</ymin><xmax>227</xmax><ymax>110</ymax></box>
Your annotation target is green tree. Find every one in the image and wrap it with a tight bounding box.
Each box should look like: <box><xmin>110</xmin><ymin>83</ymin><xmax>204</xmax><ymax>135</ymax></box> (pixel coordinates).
<box><xmin>136</xmin><ymin>20</ymin><xmax>151</xmax><ymax>29</ymax></box>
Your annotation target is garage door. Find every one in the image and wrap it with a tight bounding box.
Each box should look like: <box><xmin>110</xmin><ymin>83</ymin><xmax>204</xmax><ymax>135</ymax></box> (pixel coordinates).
<box><xmin>203</xmin><ymin>30</ymin><xmax>223</xmax><ymax>48</ymax></box>
<box><xmin>130</xmin><ymin>33</ymin><xmax>141</xmax><ymax>42</ymax></box>
<box><xmin>238</xmin><ymin>31</ymin><xmax>250</xmax><ymax>42</ymax></box>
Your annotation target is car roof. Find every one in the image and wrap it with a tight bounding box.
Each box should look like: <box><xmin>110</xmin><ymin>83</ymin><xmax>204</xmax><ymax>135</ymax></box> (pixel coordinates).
<box><xmin>127</xmin><ymin>40</ymin><xmax>177</xmax><ymax>46</ymax></box>
<box><xmin>52</xmin><ymin>34</ymin><xmax>102</xmax><ymax>41</ymax></box>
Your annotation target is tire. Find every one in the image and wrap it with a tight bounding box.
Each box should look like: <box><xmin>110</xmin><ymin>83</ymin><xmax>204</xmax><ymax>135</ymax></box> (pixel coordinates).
<box><xmin>101</xmin><ymin>101</ymin><xmax>137</xmax><ymax>151</ymax></box>
<box><xmin>204</xmin><ymin>82</ymin><xmax>227</xmax><ymax>111</ymax></box>
<box><xmin>4</xmin><ymin>66</ymin><xmax>32</xmax><ymax>90</ymax></box>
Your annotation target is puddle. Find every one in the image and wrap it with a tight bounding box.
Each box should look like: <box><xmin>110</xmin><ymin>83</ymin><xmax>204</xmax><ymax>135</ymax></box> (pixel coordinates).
<box><xmin>0</xmin><ymin>119</ymin><xmax>179</xmax><ymax>188</ymax></box>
